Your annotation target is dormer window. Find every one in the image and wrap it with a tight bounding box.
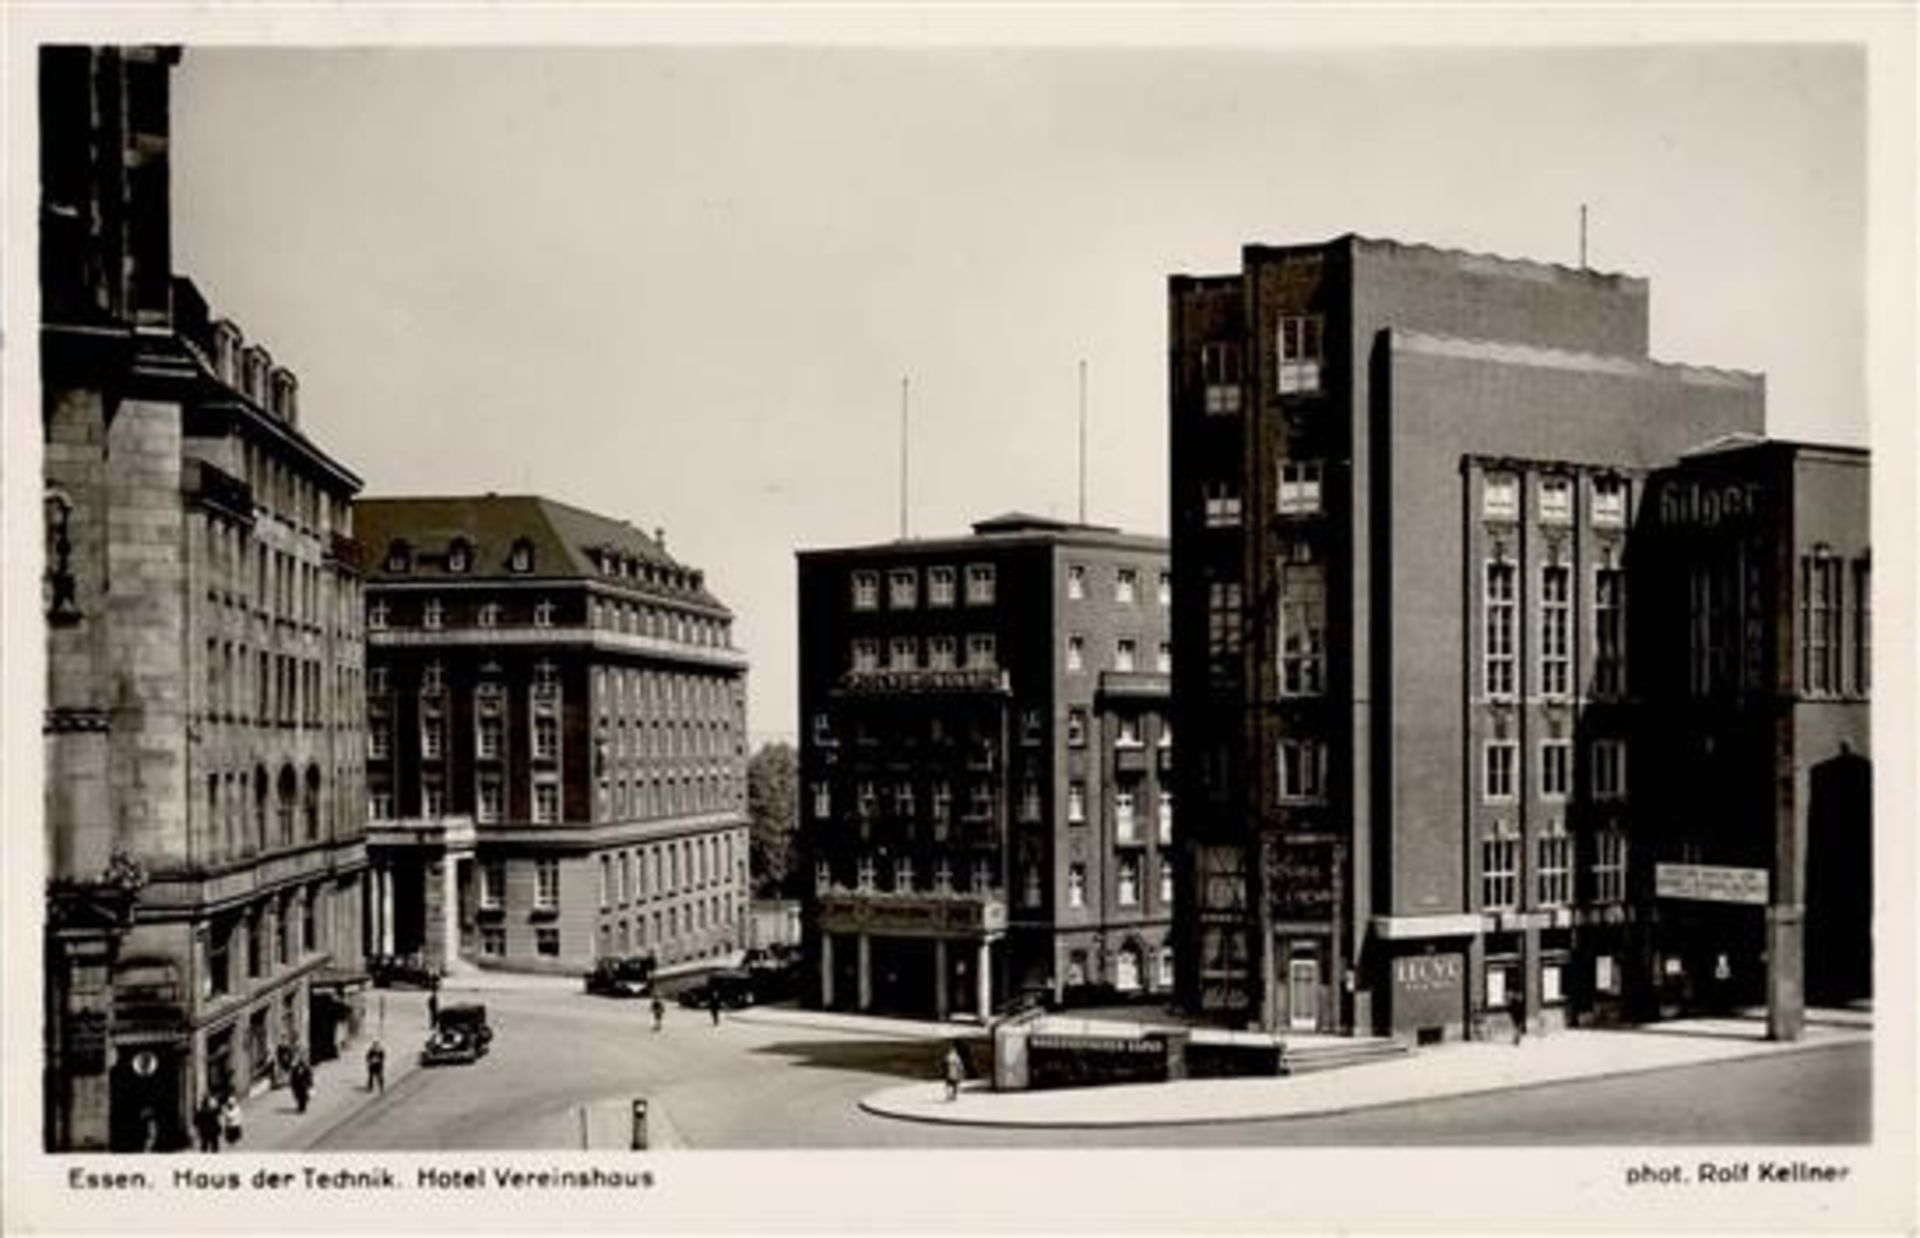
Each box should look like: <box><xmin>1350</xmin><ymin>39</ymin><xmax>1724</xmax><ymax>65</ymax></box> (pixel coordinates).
<box><xmin>446</xmin><ymin>539</ymin><xmax>471</xmax><ymax>574</ymax></box>
<box><xmin>509</xmin><ymin>538</ymin><xmax>534</xmax><ymax>574</ymax></box>
<box><xmin>386</xmin><ymin>540</ymin><xmax>412</xmax><ymax>574</ymax></box>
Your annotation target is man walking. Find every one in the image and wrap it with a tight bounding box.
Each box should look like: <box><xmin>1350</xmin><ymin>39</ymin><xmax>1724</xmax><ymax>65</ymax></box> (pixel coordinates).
<box><xmin>650</xmin><ymin>994</ymin><xmax>665</xmax><ymax>1033</ymax></box>
<box><xmin>943</xmin><ymin>1045</ymin><xmax>965</xmax><ymax>1102</ymax></box>
<box><xmin>289</xmin><ymin>1055</ymin><xmax>314</xmax><ymax>1114</ymax></box>
<box><xmin>193</xmin><ymin>1094</ymin><xmax>222</xmax><ymax>1152</ymax></box>
<box><xmin>707</xmin><ymin>987</ymin><xmax>722</xmax><ymax>1028</ymax></box>
<box><xmin>366</xmin><ymin>1039</ymin><xmax>387</xmax><ymax>1093</ymax></box>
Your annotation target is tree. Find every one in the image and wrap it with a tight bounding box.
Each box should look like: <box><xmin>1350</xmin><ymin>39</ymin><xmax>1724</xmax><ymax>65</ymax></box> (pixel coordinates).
<box><xmin>746</xmin><ymin>741</ymin><xmax>800</xmax><ymax>899</ymax></box>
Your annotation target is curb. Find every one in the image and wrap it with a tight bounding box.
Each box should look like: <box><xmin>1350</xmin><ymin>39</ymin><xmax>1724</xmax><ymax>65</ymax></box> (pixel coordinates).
<box><xmin>856</xmin><ymin>1035</ymin><xmax>1867</xmax><ymax>1131</ymax></box>
<box><xmin>290</xmin><ymin>1058</ymin><xmax>435</xmax><ymax>1151</ymax></box>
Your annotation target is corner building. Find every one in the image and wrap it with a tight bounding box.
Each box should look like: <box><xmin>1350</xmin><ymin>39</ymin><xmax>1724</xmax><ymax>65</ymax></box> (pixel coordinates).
<box><xmin>1634</xmin><ymin>440</ymin><xmax>1870</xmax><ymax>1037</ymax></box>
<box><xmin>355</xmin><ymin>497</ymin><xmax>750</xmax><ymax>974</ymax></box>
<box><xmin>1168</xmin><ymin>236</ymin><xmax>1771</xmax><ymax>1038</ymax></box>
<box><xmin>798</xmin><ymin>516</ymin><xmax>1173</xmax><ymax>1018</ymax></box>
<box><xmin>42</xmin><ymin>47</ymin><xmax>370</xmax><ymax>1151</ymax></box>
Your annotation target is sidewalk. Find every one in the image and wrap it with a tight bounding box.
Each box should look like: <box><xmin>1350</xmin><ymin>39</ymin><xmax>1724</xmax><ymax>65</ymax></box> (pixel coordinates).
<box><xmin>730</xmin><ymin>1004</ymin><xmax>987</xmax><ymax>1041</ymax></box>
<box><xmin>242</xmin><ymin>988</ymin><xmax>430</xmax><ymax>1151</ymax></box>
<box><xmin>859</xmin><ymin>1014</ymin><xmax>1870</xmax><ymax>1129</ymax></box>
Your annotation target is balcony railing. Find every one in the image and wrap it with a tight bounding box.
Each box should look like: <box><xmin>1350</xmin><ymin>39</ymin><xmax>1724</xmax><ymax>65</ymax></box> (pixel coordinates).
<box><xmin>185</xmin><ymin>459</ymin><xmax>254</xmax><ymax>523</ymax></box>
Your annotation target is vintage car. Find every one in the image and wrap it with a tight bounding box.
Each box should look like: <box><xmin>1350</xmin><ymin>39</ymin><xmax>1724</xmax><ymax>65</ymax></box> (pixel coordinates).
<box><xmin>367</xmin><ymin>952</ymin><xmax>441</xmax><ymax>990</ymax></box>
<box><xmin>674</xmin><ymin>969</ymin><xmax>757</xmax><ymax>1010</ymax></box>
<box><xmin>584</xmin><ymin>955</ymin><xmax>656</xmax><ymax>999</ymax></box>
<box><xmin>421</xmin><ymin>1003</ymin><xmax>493</xmax><ymax>1066</ymax></box>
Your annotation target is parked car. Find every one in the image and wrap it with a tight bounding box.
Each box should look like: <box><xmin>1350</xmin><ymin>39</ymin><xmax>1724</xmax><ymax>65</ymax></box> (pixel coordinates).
<box><xmin>675</xmin><ymin>969</ymin><xmax>757</xmax><ymax>1010</ymax></box>
<box><xmin>584</xmin><ymin>955</ymin><xmax>656</xmax><ymax>998</ymax></box>
<box><xmin>368</xmin><ymin>952</ymin><xmax>440</xmax><ymax>990</ymax></box>
<box><xmin>421</xmin><ymin>1003</ymin><xmax>493</xmax><ymax>1066</ymax></box>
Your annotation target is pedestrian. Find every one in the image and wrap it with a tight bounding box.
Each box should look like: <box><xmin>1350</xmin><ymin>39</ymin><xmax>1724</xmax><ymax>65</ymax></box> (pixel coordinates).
<box><xmin>365</xmin><ymin>1039</ymin><xmax>387</xmax><ymax>1093</ymax></box>
<box><xmin>707</xmin><ymin>987</ymin><xmax>722</xmax><ymax>1027</ymax></box>
<box><xmin>650</xmin><ymin>994</ymin><xmax>665</xmax><ymax>1033</ymax></box>
<box><xmin>274</xmin><ymin>1040</ymin><xmax>293</xmax><ymax>1089</ymax></box>
<box><xmin>219</xmin><ymin>1092</ymin><xmax>243</xmax><ymax>1147</ymax></box>
<box><xmin>194</xmin><ymin>1094</ymin><xmax>222</xmax><ymax>1153</ymax></box>
<box><xmin>1509</xmin><ymin>994</ymin><xmax>1527</xmax><ymax>1046</ymax></box>
<box><xmin>427</xmin><ymin>989</ymin><xmax>440</xmax><ymax>1028</ymax></box>
<box><xmin>290</xmin><ymin>1056</ymin><xmax>313</xmax><ymax>1114</ymax></box>
<box><xmin>943</xmin><ymin>1045</ymin><xmax>964</xmax><ymax>1102</ymax></box>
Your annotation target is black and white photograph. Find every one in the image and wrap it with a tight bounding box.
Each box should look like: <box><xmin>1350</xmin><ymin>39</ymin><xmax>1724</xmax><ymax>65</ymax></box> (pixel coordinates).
<box><xmin>5</xmin><ymin>5</ymin><xmax>1914</xmax><ymax>1234</ymax></box>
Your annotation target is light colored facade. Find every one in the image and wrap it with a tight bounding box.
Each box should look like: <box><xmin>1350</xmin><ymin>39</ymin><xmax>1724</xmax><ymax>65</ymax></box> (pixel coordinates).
<box><xmin>356</xmin><ymin>496</ymin><xmax>751</xmax><ymax>974</ymax></box>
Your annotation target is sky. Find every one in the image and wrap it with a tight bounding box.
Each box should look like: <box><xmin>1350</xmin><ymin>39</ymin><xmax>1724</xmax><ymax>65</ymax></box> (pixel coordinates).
<box><xmin>169</xmin><ymin>44</ymin><xmax>1865</xmax><ymax>744</ymax></box>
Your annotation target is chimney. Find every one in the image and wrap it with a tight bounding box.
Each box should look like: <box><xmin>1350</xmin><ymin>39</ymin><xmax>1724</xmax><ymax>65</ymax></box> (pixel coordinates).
<box><xmin>654</xmin><ymin>527</ymin><xmax>666</xmax><ymax>551</ymax></box>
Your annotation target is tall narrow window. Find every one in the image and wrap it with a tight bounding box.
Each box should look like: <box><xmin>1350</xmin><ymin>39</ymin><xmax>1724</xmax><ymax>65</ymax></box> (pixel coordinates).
<box><xmin>1595</xmin><ymin>566</ymin><xmax>1626</xmax><ymax>697</ymax></box>
<box><xmin>1538</xmin><ymin>829</ymin><xmax>1571</xmax><ymax>906</ymax></box>
<box><xmin>1485</xmin><ymin>561</ymin><xmax>1517</xmax><ymax>698</ymax></box>
<box><xmin>888</xmin><ymin>568</ymin><xmax>918</xmax><ymax>610</ymax></box>
<box><xmin>1593</xmin><ymin>830</ymin><xmax>1627</xmax><ymax>903</ymax></box>
<box><xmin>1540</xmin><ymin>739</ymin><xmax>1571</xmax><ymax>800</ymax></box>
<box><xmin>927</xmin><ymin>566</ymin><xmax>956</xmax><ymax>607</ymax></box>
<box><xmin>1277</xmin><ymin>738</ymin><xmax>1327</xmax><ymax>802</ymax></box>
<box><xmin>1591</xmin><ymin>738</ymin><xmax>1627</xmax><ymax>800</ymax></box>
<box><xmin>1066</xmin><ymin>635</ymin><xmax>1086</xmax><ymax>673</ymax></box>
<box><xmin>1115</xmin><ymin>569</ymin><xmax>1137</xmax><ymax>605</ymax></box>
<box><xmin>1207</xmin><ymin>580</ymin><xmax>1243</xmax><ymax>657</ymax></box>
<box><xmin>535</xmin><ymin>859</ymin><xmax>560</xmax><ymax>910</ymax></box>
<box><xmin>1115</xmin><ymin>639</ymin><xmax>1136</xmax><ymax>673</ymax></box>
<box><xmin>850</xmin><ymin>571</ymin><xmax>879</xmax><ymax>611</ymax></box>
<box><xmin>1201</xmin><ymin>341</ymin><xmax>1243</xmax><ymax>414</ymax></box>
<box><xmin>1483</xmin><ymin>740</ymin><xmax>1517</xmax><ymax>802</ymax></box>
<box><xmin>1540</xmin><ymin>564</ymin><xmax>1571</xmax><ymax>697</ymax></box>
<box><xmin>1066</xmin><ymin>564</ymin><xmax>1086</xmax><ymax>600</ymax></box>
<box><xmin>1854</xmin><ymin>558</ymin><xmax>1871</xmax><ymax>694</ymax></box>
<box><xmin>1481</xmin><ymin>836</ymin><xmax>1518</xmax><ymax>909</ymax></box>
<box><xmin>966</xmin><ymin>634</ymin><xmax>997</xmax><ymax>670</ymax></box>
<box><xmin>1278</xmin><ymin>559</ymin><xmax>1326</xmax><ymax>696</ymax></box>
<box><xmin>965</xmin><ymin>564</ymin><xmax>996</xmax><ymax>606</ymax></box>
<box><xmin>1276</xmin><ymin>315</ymin><xmax>1323</xmax><ymax>394</ymax></box>
<box><xmin>1801</xmin><ymin>554</ymin><xmax>1842</xmax><ymax>696</ymax></box>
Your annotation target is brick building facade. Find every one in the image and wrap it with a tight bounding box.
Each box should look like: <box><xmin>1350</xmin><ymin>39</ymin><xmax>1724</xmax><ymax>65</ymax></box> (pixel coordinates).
<box><xmin>1166</xmin><ymin>236</ymin><xmax>1867</xmax><ymax>1040</ymax></box>
<box><xmin>798</xmin><ymin>515</ymin><xmax>1173</xmax><ymax>1017</ymax></box>
<box><xmin>355</xmin><ymin>497</ymin><xmax>750</xmax><ymax>974</ymax></box>
<box><xmin>42</xmin><ymin>46</ymin><xmax>371</xmax><ymax>1151</ymax></box>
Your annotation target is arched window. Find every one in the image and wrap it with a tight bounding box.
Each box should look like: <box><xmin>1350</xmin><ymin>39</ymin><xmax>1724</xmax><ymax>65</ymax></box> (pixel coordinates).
<box><xmin>254</xmin><ymin>767</ymin><xmax>269</xmax><ymax>853</ymax></box>
<box><xmin>304</xmin><ymin>765</ymin><xmax>322</xmax><ymax>841</ymax></box>
<box><xmin>277</xmin><ymin>765</ymin><xmax>297</xmax><ymax>847</ymax></box>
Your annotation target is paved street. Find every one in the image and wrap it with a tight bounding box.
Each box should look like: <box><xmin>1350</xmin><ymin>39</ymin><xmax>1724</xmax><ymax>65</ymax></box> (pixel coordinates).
<box><xmin>310</xmin><ymin>987</ymin><xmax>1870</xmax><ymax>1150</ymax></box>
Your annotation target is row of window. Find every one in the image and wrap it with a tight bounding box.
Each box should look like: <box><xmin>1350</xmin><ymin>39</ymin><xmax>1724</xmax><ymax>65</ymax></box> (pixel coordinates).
<box><xmin>1484</xmin><ymin>737</ymin><xmax>1626</xmax><ymax>802</ymax></box>
<box><xmin>230</xmin><ymin>436</ymin><xmax>345</xmax><ymax>536</ymax></box>
<box><xmin>596</xmin><ymin>833</ymin><xmax>744</xmax><ymax>910</ymax></box>
<box><xmin>1483</xmin><ymin>472</ymin><xmax>1629</xmax><ymax>527</ymax></box>
<box><xmin>385</xmin><ymin>536</ymin><xmax>534</xmax><ymax>576</ymax></box>
<box><xmin>850</xmin><ymin>634</ymin><xmax>998</xmax><ymax>673</ymax></box>
<box><xmin>817</xmin><ymin>853</ymin><xmax>1177</xmax><ymax>912</ymax></box>
<box><xmin>851</xmin><ymin>564</ymin><xmax>997</xmax><ymax>611</ymax></box>
<box><xmin>203</xmin><ymin>639</ymin><xmax>361</xmax><ymax>731</ymax></box>
<box><xmin>369</xmin><ymin>596</ymin><xmax>557</xmax><ymax>631</ymax></box>
<box><xmin>202</xmin><ymin>763</ymin><xmax>349</xmax><ymax>860</ymax></box>
<box><xmin>1202</xmin><ymin>461</ymin><xmax>1327</xmax><ymax>526</ymax></box>
<box><xmin>1064</xmin><ymin>710</ymin><xmax>1171</xmax><ymax>750</ymax></box>
<box><xmin>200</xmin><ymin>881</ymin><xmax>329</xmax><ymax>1000</ymax></box>
<box><xmin>1480</xmin><ymin>829</ymin><xmax>1626</xmax><ymax>910</ymax></box>
<box><xmin>596</xmin><ymin>771</ymin><xmax>740</xmax><ymax>822</ymax></box>
<box><xmin>1483</xmin><ymin>562</ymin><xmax>1628</xmax><ymax>700</ymax></box>
<box><xmin>1063</xmin><ymin>564</ymin><xmax>1172</xmax><ymax>606</ymax></box>
<box><xmin>1197</xmin><ymin>316</ymin><xmax>1325</xmax><ymax>406</ymax></box>
<box><xmin>589</xmin><ymin>901</ymin><xmax>737</xmax><ymax>963</ymax></box>
<box><xmin>202</xmin><ymin>518</ymin><xmax>350</xmax><ymax>636</ymax></box>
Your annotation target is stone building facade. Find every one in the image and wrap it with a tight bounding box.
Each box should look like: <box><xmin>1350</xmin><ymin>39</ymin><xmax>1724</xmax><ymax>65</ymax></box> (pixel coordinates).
<box><xmin>797</xmin><ymin>515</ymin><xmax>1173</xmax><ymax>1018</ymax></box>
<box><xmin>42</xmin><ymin>46</ymin><xmax>371</xmax><ymax>1152</ymax></box>
<box><xmin>355</xmin><ymin>496</ymin><xmax>750</xmax><ymax>974</ymax></box>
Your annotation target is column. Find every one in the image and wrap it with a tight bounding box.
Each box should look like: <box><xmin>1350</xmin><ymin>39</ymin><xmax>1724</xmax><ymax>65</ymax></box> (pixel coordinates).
<box><xmin>378</xmin><ymin>867</ymin><xmax>395</xmax><ymax>956</ymax></box>
<box><xmin>933</xmin><ymin>939</ymin><xmax>949</xmax><ymax>1021</ymax></box>
<box><xmin>975</xmin><ymin>938</ymin><xmax>992</xmax><ymax>1020</ymax></box>
<box><xmin>856</xmin><ymin>933</ymin><xmax>872</xmax><ymax>1012</ymax></box>
<box><xmin>440</xmin><ymin>855</ymin><xmax>460</xmax><ymax>969</ymax></box>
<box><xmin>820</xmin><ymin>934</ymin><xmax>836</xmax><ymax>1009</ymax></box>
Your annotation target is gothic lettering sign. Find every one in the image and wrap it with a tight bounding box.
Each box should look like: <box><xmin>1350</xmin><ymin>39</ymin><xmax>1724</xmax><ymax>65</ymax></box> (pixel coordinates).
<box><xmin>1655</xmin><ymin>863</ymin><xmax>1769</xmax><ymax>905</ymax></box>
<box><xmin>1656</xmin><ymin>480</ymin><xmax>1764</xmax><ymax>530</ymax></box>
<box><xmin>1268</xmin><ymin>842</ymin><xmax>1337</xmax><ymax>920</ymax></box>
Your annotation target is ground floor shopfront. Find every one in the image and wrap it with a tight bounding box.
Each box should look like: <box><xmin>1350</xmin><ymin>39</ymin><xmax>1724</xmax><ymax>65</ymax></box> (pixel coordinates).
<box><xmin>812</xmin><ymin>893</ymin><xmax>1007</xmax><ymax>1019</ymax></box>
<box><xmin>45</xmin><ymin>854</ymin><xmax>369</xmax><ymax>1152</ymax></box>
